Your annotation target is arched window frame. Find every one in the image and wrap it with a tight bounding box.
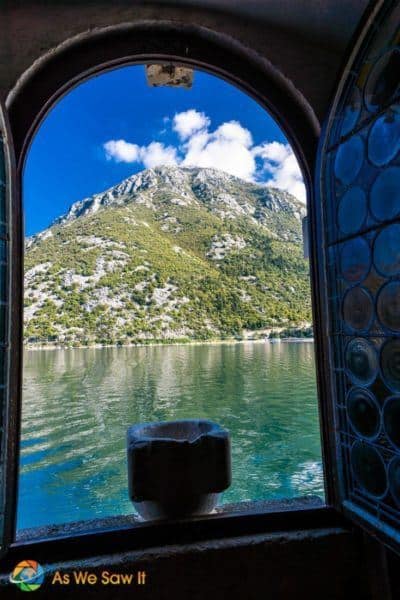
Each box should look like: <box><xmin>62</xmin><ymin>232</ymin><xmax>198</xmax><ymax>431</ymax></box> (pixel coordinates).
<box><xmin>2</xmin><ymin>6</ymin><xmax>392</xmax><ymax>559</ymax></box>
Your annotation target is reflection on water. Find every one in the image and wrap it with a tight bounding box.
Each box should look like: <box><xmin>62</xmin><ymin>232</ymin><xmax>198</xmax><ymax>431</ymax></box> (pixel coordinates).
<box><xmin>18</xmin><ymin>341</ymin><xmax>323</xmax><ymax>530</ymax></box>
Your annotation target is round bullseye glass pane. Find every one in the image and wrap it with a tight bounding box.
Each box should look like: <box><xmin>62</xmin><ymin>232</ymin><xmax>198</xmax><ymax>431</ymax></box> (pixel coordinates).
<box><xmin>346</xmin><ymin>388</ymin><xmax>381</xmax><ymax>439</ymax></box>
<box><xmin>345</xmin><ymin>338</ymin><xmax>378</xmax><ymax>385</ymax></box>
<box><xmin>334</xmin><ymin>136</ymin><xmax>364</xmax><ymax>185</ymax></box>
<box><xmin>374</xmin><ymin>224</ymin><xmax>400</xmax><ymax>277</ymax></box>
<box><xmin>377</xmin><ymin>281</ymin><xmax>400</xmax><ymax>332</ymax></box>
<box><xmin>381</xmin><ymin>339</ymin><xmax>400</xmax><ymax>393</ymax></box>
<box><xmin>383</xmin><ymin>396</ymin><xmax>400</xmax><ymax>449</ymax></box>
<box><xmin>370</xmin><ymin>167</ymin><xmax>400</xmax><ymax>222</ymax></box>
<box><xmin>350</xmin><ymin>441</ymin><xmax>387</xmax><ymax>497</ymax></box>
<box><xmin>388</xmin><ymin>457</ymin><xmax>400</xmax><ymax>507</ymax></box>
<box><xmin>340</xmin><ymin>238</ymin><xmax>371</xmax><ymax>282</ymax></box>
<box><xmin>364</xmin><ymin>49</ymin><xmax>400</xmax><ymax>112</ymax></box>
<box><xmin>368</xmin><ymin>110</ymin><xmax>400</xmax><ymax>167</ymax></box>
<box><xmin>340</xmin><ymin>86</ymin><xmax>361</xmax><ymax>136</ymax></box>
<box><xmin>342</xmin><ymin>286</ymin><xmax>373</xmax><ymax>331</ymax></box>
<box><xmin>337</xmin><ymin>187</ymin><xmax>367</xmax><ymax>235</ymax></box>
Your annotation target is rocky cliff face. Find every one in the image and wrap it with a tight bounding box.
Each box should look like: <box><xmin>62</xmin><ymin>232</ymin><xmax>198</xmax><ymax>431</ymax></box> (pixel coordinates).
<box><xmin>24</xmin><ymin>166</ymin><xmax>310</xmax><ymax>345</ymax></box>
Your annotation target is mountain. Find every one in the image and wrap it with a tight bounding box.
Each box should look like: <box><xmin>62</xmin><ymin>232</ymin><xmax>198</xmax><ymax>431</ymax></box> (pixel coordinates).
<box><xmin>24</xmin><ymin>166</ymin><xmax>311</xmax><ymax>345</ymax></box>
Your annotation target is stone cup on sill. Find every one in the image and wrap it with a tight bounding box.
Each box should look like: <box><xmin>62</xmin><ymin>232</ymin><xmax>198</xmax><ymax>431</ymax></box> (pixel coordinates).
<box><xmin>127</xmin><ymin>419</ymin><xmax>231</xmax><ymax>520</ymax></box>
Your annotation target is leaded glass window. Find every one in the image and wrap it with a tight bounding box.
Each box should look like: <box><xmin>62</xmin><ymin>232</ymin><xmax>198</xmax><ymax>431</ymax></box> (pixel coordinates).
<box><xmin>317</xmin><ymin>1</ymin><xmax>400</xmax><ymax>551</ymax></box>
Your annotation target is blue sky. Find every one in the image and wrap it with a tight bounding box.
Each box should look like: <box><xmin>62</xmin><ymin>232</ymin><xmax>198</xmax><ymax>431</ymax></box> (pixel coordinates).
<box><xmin>23</xmin><ymin>65</ymin><xmax>304</xmax><ymax>236</ymax></box>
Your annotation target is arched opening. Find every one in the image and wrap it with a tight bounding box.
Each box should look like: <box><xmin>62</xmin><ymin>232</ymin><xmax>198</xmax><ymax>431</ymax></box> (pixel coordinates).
<box><xmin>18</xmin><ymin>58</ymin><xmax>323</xmax><ymax>532</ymax></box>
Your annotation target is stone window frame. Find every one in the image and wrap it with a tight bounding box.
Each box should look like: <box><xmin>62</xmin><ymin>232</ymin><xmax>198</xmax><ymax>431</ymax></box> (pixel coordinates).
<box><xmin>2</xmin><ymin>20</ymin><xmax>335</xmax><ymax>554</ymax></box>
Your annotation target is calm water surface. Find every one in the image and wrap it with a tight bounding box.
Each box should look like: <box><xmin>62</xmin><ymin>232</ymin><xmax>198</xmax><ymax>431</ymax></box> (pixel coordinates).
<box><xmin>18</xmin><ymin>341</ymin><xmax>323</xmax><ymax>530</ymax></box>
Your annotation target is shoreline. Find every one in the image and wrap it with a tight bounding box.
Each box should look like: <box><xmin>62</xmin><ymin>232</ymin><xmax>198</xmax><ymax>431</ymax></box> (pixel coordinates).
<box><xmin>23</xmin><ymin>336</ymin><xmax>314</xmax><ymax>351</ymax></box>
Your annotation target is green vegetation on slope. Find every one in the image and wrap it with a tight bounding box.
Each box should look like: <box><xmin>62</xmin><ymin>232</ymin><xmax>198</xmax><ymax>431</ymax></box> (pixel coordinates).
<box><xmin>24</xmin><ymin>166</ymin><xmax>311</xmax><ymax>345</ymax></box>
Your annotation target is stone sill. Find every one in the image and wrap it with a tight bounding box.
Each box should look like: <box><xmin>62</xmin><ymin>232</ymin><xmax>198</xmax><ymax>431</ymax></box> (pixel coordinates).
<box><xmin>16</xmin><ymin>495</ymin><xmax>323</xmax><ymax>543</ymax></box>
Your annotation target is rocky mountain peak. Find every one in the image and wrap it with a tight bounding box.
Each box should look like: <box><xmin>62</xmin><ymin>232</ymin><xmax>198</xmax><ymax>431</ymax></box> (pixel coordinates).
<box><xmin>49</xmin><ymin>165</ymin><xmax>305</xmax><ymax>230</ymax></box>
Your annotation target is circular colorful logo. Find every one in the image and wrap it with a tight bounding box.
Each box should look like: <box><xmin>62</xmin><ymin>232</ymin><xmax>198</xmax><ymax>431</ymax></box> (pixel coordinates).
<box><xmin>9</xmin><ymin>560</ymin><xmax>45</xmax><ymax>592</ymax></box>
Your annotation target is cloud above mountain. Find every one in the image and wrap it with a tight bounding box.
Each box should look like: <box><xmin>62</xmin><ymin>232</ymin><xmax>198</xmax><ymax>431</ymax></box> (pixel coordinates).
<box><xmin>103</xmin><ymin>109</ymin><xmax>306</xmax><ymax>203</ymax></box>
<box><xmin>172</xmin><ymin>109</ymin><xmax>210</xmax><ymax>140</ymax></box>
<box><xmin>103</xmin><ymin>140</ymin><xmax>179</xmax><ymax>168</ymax></box>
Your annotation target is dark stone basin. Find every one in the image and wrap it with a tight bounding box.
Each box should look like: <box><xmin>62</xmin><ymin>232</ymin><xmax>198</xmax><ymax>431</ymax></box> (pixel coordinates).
<box><xmin>127</xmin><ymin>419</ymin><xmax>231</xmax><ymax>520</ymax></box>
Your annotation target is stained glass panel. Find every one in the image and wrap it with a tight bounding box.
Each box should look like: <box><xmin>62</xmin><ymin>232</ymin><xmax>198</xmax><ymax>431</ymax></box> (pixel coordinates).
<box><xmin>318</xmin><ymin>0</ymin><xmax>400</xmax><ymax>551</ymax></box>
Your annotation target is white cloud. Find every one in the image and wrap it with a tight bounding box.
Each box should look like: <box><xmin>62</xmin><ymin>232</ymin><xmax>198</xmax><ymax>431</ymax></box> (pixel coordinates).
<box><xmin>104</xmin><ymin>139</ymin><xmax>140</xmax><ymax>163</ymax></box>
<box><xmin>103</xmin><ymin>111</ymin><xmax>306</xmax><ymax>203</ymax></box>
<box><xmin>182</xmin><ymin>120</ymin><xmax>256</xmax><ymax>181</ymax></box>
<box><xmin>253</xmin><ymin>141</ymin><xmax>306</xmax><ymax>204</ymax></box>
<box><xmin>215</xmin><ymin>121</ymin><xmax>253</xmax><ymax>147</ymax></box>
<box><xmin>172</xmin><ymin>109</ymin><xmax>210</xmax><ymax>140</ymax></box>
<box><xmin>103</xmin><ymin>140</ymin><xmax>178</xmax><ymax>168</ymax></box>
<box><xmin>139</xmin><ymin>142</ymin><xmax>179</xmax><ymax>168</ymax></box>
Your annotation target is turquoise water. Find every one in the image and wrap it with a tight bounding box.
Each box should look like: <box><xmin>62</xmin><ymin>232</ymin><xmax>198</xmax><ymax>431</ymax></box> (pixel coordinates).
<box><xmin>17</xmin><ymin>341</ymin><xmax>323</xmax><ymax>530</ymax></box>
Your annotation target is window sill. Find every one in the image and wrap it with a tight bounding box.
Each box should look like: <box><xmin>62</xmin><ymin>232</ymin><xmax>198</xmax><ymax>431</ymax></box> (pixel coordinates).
<box><xmin>1</xmin><ymin>496</ymin><xmax>350</xmax><ymax>569</ymax></box>
<box><xmin>16</xmin><ymin>496</ymin><xmax>324</xmax><ymax>543</ymax></box>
